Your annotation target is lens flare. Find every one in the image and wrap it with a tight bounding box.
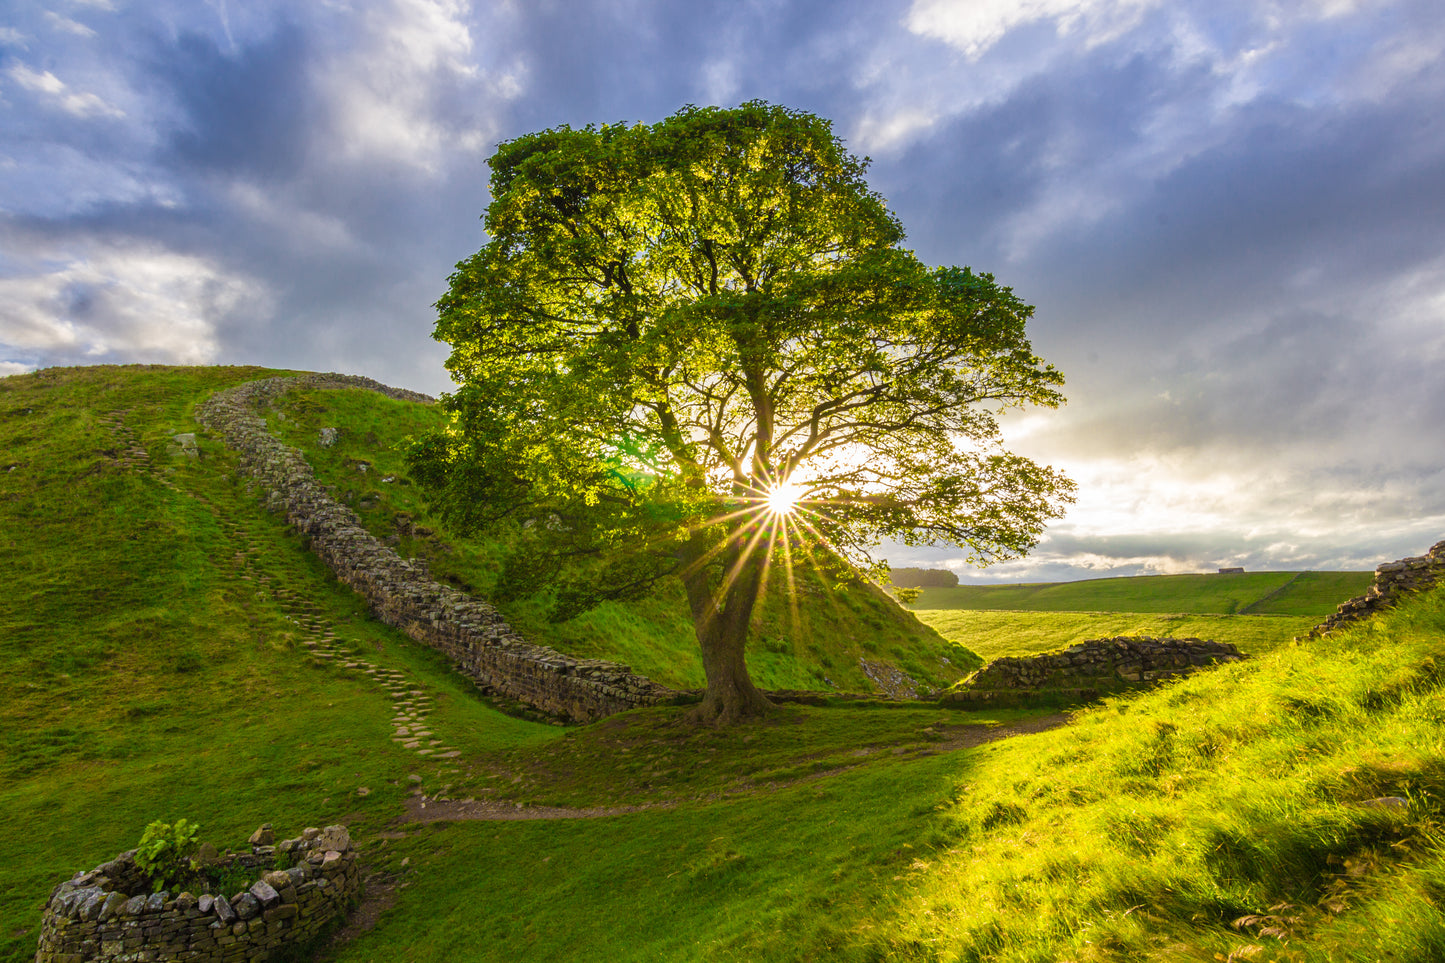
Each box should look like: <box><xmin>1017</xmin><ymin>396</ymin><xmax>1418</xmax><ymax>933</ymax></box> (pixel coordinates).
<box><xmin>765</xmin><ymin>480</ymin><xmax>805</xmax><ymax>516</ymax></box>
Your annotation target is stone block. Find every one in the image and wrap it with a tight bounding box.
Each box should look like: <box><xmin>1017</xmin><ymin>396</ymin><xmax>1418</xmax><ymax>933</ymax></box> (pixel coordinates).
<box><xmin>232</xmin><ymin>892</ymin><xmax>259</xmax><ymax>921</ymax></box>
<box><xmin>264</xmin><ymin>904</ymin><xmax>299</xmax><ymax>923</ymax></box>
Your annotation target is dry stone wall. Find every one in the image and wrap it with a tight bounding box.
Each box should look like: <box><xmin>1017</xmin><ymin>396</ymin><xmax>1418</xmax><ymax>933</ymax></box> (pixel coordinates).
<box><xmin>1306</xmin><ymin>539</ymin><xmax>1445</xmax><ymax>638</ymax></box>
<box><xmin>35</xmin><ymin>825</ymin><xmax>358</xmax><ymax>963</ymax></box>
<box><xmin>194</xmin><ymin>373</ymin><xmax>679</xmax><ymax>723</ymax></box>
<box><xmin>942</xmin><ymin>636</ymin><xmax>1246</xmax><ymax>706</ymax></box>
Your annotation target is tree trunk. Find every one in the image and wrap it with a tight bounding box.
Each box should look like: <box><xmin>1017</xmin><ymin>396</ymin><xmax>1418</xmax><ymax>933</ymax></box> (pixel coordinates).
<box><xmin>680</xmin><ymin>533</ymin><xmax>774</xmax><ymax>725</ymax></box>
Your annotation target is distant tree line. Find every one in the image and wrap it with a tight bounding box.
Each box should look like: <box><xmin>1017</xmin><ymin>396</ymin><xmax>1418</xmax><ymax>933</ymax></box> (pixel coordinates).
<box><xmin>888</xmin><ymin>567</ymin><xmax>960</xmax><ymax>589</ymax></box>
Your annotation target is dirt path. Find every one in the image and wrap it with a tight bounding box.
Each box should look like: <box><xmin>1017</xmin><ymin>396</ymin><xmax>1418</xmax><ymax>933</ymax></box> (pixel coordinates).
<box><xmin>933</xmin><ymin>711</ymin><xmax>1071</xmax><ymax>749</ymax></box>
<box><xmin>402</xmin><ymin>795</ymin><xmax>666</xmax><ymax>823</ymax></box>
<box><xmin>396</xmin><ymin>711</ymin><xmax>1073</xmax><ymax>824</ymax></box>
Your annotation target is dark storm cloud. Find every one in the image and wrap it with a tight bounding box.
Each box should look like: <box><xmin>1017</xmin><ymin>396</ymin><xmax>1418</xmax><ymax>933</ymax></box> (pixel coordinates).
<box><xmin>156</xmin><ymin>23</ymin><xmax>316</xmax><ymax>182</ymax></box>
<box><xmin>1028</xmin><ymin>90</ymin><xmax>1445</xmax><ymax>342</ymax></box>
<box><xmin>498</xmin><ymin>0</ymin><xmax>891</xmax><ymax>130</ymax></box>
<box><xmin>880</xmin><ymin>46</ymin><xmax>1210</xmax><ymax>267</ymax></box>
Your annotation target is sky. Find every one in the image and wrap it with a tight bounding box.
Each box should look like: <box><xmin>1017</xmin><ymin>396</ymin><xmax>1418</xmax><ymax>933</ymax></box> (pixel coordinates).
<box><xmin>2</xmin><ymin>0</ymin><xmax>1442</xmax><ymax>582</ymax></box>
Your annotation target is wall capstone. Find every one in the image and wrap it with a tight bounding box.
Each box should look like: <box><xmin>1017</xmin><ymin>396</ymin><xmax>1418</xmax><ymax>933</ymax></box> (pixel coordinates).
<box><xmin>34</xmin><ymin>824</ymin><xmax>358</xmax><ymax>963</ymax></box>
<box><xmin>941</xmin><ymin>636</ymin><xmax>1246</xmax><ymax>706</ymax></box>
<box><xmin>194</xmin><ymin>373</ymin><xmax>680</xmax><ymax>724</ymax></box>
<box><xmin>1305</xmin><ymin>539</ymin><xmax>1445</xmax><ymax>638</ymax></box>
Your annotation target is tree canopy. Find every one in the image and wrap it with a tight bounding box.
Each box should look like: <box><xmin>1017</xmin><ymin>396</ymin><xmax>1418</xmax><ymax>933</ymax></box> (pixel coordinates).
<box><xmin>409</xmin><ymin>101</ymin><xmax>1074</xmax><ymax>723</ymax></box>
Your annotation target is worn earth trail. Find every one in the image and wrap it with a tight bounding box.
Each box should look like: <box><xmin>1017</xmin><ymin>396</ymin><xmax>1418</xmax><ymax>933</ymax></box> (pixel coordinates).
<box><xmin>397</xmin><ymin>711</ymin><xmax>1072</xmax><ymax>824</ymax></box>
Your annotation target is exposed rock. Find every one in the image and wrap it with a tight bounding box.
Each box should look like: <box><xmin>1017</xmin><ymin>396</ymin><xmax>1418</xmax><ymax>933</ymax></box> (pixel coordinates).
<box><xmin>233</xmin><ymin>892</ymin><xmax>259</xmax><ymax>920</ymax></box>
<box><xmin>312</xmin><ymin>825</ymin><xmax>351</xmax><ymax>853</ymax></box>
<box><xmin>212</xmin><ymin>893</ymin><xmax>236</xmax><ymax>924</ymax></box>
<box><xmin>248</xmin><ymin>879</ymin><xmax>280</xmax><ymax>909</ymax></box>
<box><xmin>859</xmin><ymin>658</ymin><xmax>920</xmax><ymax>700</ymax></box>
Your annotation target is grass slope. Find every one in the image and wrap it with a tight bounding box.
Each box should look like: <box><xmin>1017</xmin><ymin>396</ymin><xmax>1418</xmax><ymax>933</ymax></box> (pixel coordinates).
<box><xmin>0</xmin><ymin>366</ymin><xmax>564</xmax><ymax>961</ymax></box>
<box><xmin>328</xmin><ymin>584</ymin><xmax>1445</xmax><ymax>963</ymax></box>
<box><xmin>0</xmin><ymin>365</ymin><xmax>971</xmax><ymax>960</ymax></box>
<box><xmin>856</xmin><ymin>584</ymin><xmax>1445</xmax><ymax>962</ymax></box>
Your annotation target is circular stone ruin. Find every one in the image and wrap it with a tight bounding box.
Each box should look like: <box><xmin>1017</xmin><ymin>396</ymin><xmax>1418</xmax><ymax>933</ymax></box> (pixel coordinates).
<box><xmin>35</xmin><ymin>823</ymin><xmax>359</xmax><ymax>963</ymax></box>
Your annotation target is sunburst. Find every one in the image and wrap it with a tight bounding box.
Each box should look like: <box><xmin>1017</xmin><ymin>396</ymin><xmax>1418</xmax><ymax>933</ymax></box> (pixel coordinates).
<box><xmin>764</xmin><ymin>479</ymin><xmax>805</xmax><ymax>516</ymax></box>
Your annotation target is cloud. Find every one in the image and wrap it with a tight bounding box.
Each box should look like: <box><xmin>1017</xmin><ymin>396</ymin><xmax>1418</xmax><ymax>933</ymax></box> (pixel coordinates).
<box><xmin>6</xmin><ymin>63</ymin><xmax>125</xmax><ymax>119</ymax></box>
<box><xmin>0</xmin><ymin>238</ymin><xmax>267</xmax><ymax>366</ymax></box>
<box><xmin>157</xmin><ymin>24</ymin><xmax>315</xmax><ymax>181</ymax></box>
<box><xmin>45</xmin><ymin>12</ymin><xmax>98</xmax><ymax>38</ymax></box>
<box><xmin>314</xmin><ymin>0</ymin><xmax>512</xmax><ymax>174</ymax></box>
<box><xmin>906</xmin><ymin>0</ymin><xmax>1157</xmax><ymax>59</ymax></box>
<box><xmin>2</xmin><ymin>0</ymin><xmax>1440</xmax><ymax>579</ymax></box>
<box><xmin>0</xmin><ymin>144</ymin><xmax>182</xmax><ymax>218</ymax></box>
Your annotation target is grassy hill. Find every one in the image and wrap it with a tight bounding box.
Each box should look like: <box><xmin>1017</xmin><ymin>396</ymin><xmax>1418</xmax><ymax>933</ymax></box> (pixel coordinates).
<box><xmin>3</xmin><ymin>363</ymin><xmax>1441</xmax><ymax>963</ymax></box>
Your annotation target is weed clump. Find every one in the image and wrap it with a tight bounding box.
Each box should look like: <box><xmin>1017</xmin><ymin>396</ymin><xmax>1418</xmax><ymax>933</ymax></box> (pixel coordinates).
<box><xmin>133</xmin><ymin>818</ymin><xmax>201</xmax><ymax>893</ymax></box>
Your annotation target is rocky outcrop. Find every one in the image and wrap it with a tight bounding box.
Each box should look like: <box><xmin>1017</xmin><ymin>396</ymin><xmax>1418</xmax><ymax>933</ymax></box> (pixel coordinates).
<box><xmin>1306</xmin><ymin>539</ymin><xmax>1445</xmax><ymax>638</ymax></box>
<box><xmin>35</xmin><ymin>825</ymin><xmax>358</xmax><ymax>963</ymax></box>
<box><xmin>194</xmin><ymin>373</ymin><xmax>679</xmax><ymax>724</ymax></box>
<box><xmin>859</xmin><ymin>658</ymin><xmax>920</xmax><ymax>700</ymax></box>
<box><xmin>941</xmin><ymin>636</ymin><xmax>1246</xmax><ymax>706</ymax></box>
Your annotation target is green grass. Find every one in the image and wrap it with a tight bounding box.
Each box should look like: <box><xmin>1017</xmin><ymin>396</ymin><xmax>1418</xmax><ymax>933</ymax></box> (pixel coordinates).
<box><xmin>0</xmin><ymin>364</ymin><xmax>977</xmax><ymax>961</ymax></box>
<box><xmin>908</xmin><ymin>570</ymin><xmax>1371</xmax><ymax>615</ymax></box>
<box><xmin>435</xmin><ymin>700</ymin><xmax>1047</xmax><ymax>810</ymax></box>
<box><xmin>6</xmin><ymin>363</ymin><xmax>1443</xmax><ymax>963</ymax></box>
<box><xmin>1241</xmin><ymin>571</ymin><xmax>1379</xmax><ymax>616</ymax></box>
<box><xmin>0</xmin><ymin>366</ymin><xmax>561</xmax><ymax>961</ymax></box>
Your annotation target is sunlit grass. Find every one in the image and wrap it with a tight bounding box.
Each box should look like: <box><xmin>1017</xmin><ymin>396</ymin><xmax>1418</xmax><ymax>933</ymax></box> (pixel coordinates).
<box><xmin>854</xmin><ymin>585</ymin><xmax>1445</xmax><ymax>962</ymax></box>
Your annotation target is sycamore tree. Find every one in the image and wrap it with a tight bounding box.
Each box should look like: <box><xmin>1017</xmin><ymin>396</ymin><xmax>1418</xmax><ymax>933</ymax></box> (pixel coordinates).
<box><xmin>408</xmin><ymin>101</ymin><xmax>1074</xmax><ymax>724</ymax></box>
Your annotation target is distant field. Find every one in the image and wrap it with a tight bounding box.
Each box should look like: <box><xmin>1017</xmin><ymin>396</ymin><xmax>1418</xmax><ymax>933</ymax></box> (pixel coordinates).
<box><xmin>907</xmin><ymin>570</ymin><xmax>1372</xmax><ymax>660</ymax></box>
<box><xmin>905</xmin><ymin>570</ymin><xmax>1371</xmax><ymax>615</ymax></box>
<box><xmin>913</xmin><ymin>610</ymin><xmax>1319</xmax><ymax>661</ymax></box>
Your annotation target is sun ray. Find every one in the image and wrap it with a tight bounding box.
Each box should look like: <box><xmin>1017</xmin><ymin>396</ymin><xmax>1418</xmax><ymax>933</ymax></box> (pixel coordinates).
<box><xmin>778</xmin><ymin>514</ymin><xmax>862</xmax><ymax>642</ymax></box>
<box><xmin>778</xmin><ymin>517</ymin><xmax>803</xmax><ymax>647</ymax></box>
<box><xmin>752</xmin><ymin>513</ymin><xmax>781</xmax><ymax>622</ymax></box>
<box><xmin>713</xmin><ymin>509</ymin><xmax>779</xmax><ymax>606</ymax></box>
